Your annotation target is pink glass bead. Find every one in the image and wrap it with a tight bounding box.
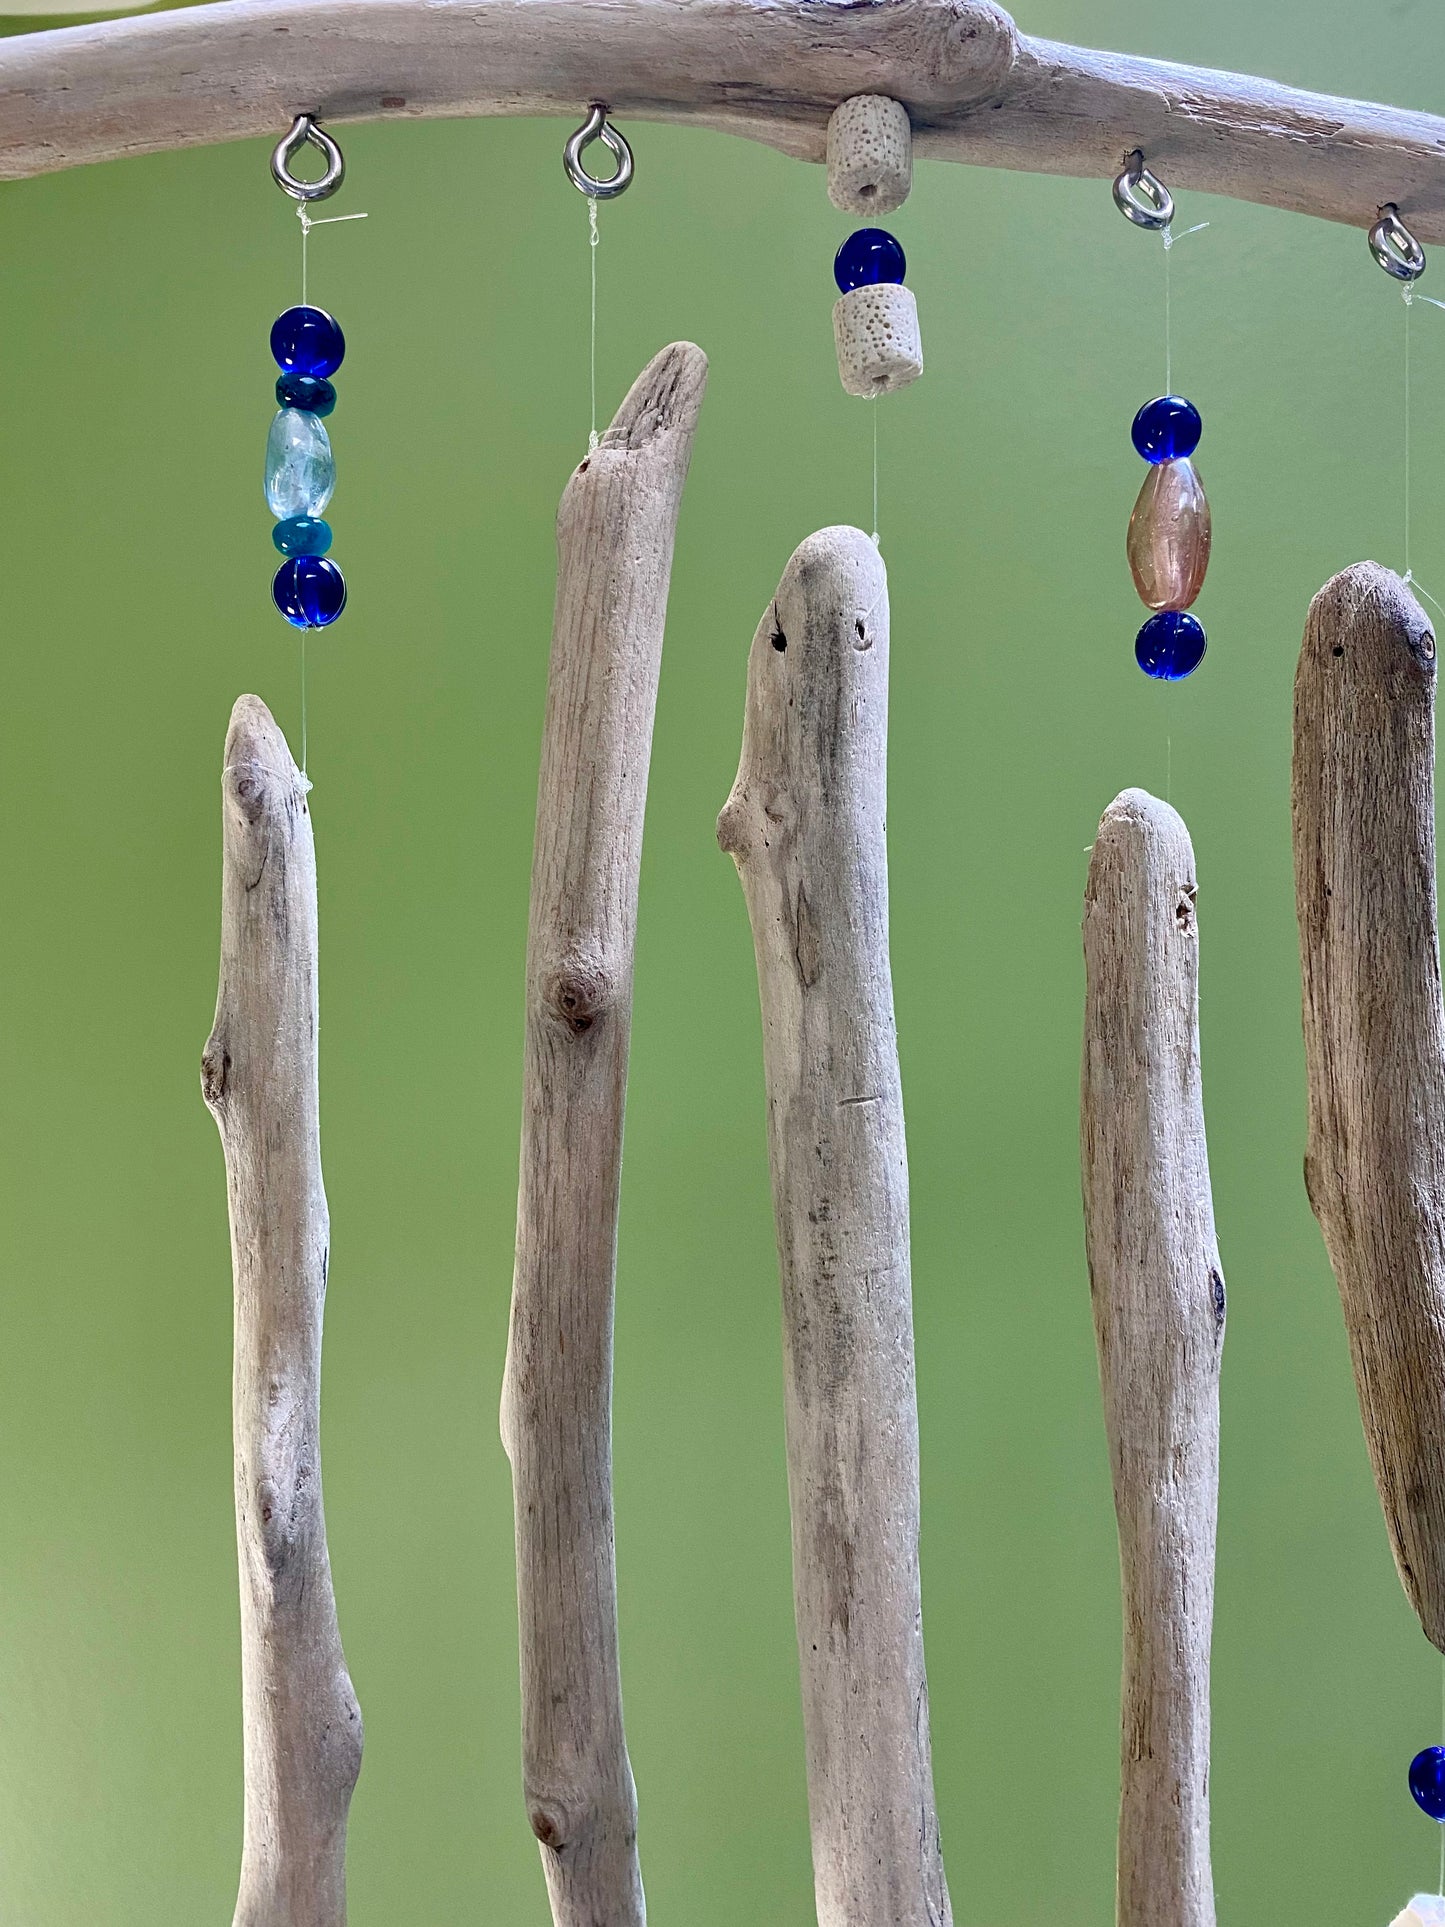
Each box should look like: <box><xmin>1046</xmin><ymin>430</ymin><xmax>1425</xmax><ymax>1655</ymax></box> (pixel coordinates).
<box><xmin>1127</xmin><ymin>457</ymin><xmax>1212</xmax><ymax>611</ymax></box>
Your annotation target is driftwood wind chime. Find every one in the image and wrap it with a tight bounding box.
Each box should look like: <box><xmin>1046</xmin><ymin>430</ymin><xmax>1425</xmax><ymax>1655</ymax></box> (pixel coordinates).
<box><xmin>14</xmin><ymin>0</ymin><xmax>1445</xmax><ymax>1920</ymax></box>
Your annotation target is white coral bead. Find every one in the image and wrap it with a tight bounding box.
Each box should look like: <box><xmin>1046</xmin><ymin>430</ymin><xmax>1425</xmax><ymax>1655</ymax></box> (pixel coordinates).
<box><xmin>832</xmin><ymin>283</ymin><xmax>923</xmax><ymax>398</ymax></box>
<box><xmin>826</xmin><ymin>95</ymin><xmax>912</xmax><ymax>215</ymax></box>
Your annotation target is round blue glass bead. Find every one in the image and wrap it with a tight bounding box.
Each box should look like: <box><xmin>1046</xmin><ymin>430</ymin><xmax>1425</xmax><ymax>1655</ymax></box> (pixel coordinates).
<box><xmin>834</xmin><ymin>228</ymin><xmax>906</xmax><ymax>294</ymax></box>
<box><xmin>273</xmin><ymin>555</ymin><xmax>347</xmax><ymax>628</ymax></box>
<box><xmin>1411</xmin><ymin>1749</ymin><xmax>1445</xmax><ymax>1820</ymax></box>
<box><xmin>272</xmin><ymin>515</ymin><xmax>333</xmax><ymax>558</ymax></box>
<box><xmin>1132</xmin><ymin>395</ymin><xmax>1202</xmax><ymax>463</ymax></box>
<box><xmin>270</xmin><ymin>305</ymin><xmax>346</xmax><ymax>379</ymax></box>
<box><xmin>1135</xmin><ymin>609</ymin><xmax>1207</xmax><ymax>681</ymax></box>
<box><xmin>275</xmin><ymin>372</ymin><xmax>337</xmax><ymax>417</ymax></box>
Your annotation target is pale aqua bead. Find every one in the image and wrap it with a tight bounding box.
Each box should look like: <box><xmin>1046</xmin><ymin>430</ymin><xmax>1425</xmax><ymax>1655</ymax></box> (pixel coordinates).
<box><xmin>264</xmin><ymin>408</ymin><xmax>335</xmax><ymax>519</ymax></box>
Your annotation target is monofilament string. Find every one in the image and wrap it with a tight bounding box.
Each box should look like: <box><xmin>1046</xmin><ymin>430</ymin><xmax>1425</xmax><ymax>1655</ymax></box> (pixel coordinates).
<box><xmin>291</xmin><ymin>198</ymin><xmax>367</xmax><ymax>783</ymax></box>
<box><xmin>1160</xmin><ymin>217</ymin><xmax>1210</xmax><ymax>393</ymax></box>
<box><xmin>588</xmin><ymin>198</ymin><xmax>600</xmax><ymax>453</ymax></box>
<box><xmin>1155</xmin><ymin>215</ymin><xmax>1209</xmax><ymax>794</ymax></box>
<box><xmin>871</xmin><ymin>397</ymin><xmax>879</xmax><ymax>546</ymax></box>
<box><xmin>1397</xmin><ymin>283</ymin><xmax>1445</xmax><ymax>620</ymax></box>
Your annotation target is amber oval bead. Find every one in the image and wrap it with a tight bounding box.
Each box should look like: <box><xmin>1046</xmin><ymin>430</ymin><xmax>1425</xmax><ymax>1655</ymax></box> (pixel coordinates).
<box><xmin>1127</xmin><ymin>457</ymin><xmax>1211</xmax><ymax>611</ymax></box>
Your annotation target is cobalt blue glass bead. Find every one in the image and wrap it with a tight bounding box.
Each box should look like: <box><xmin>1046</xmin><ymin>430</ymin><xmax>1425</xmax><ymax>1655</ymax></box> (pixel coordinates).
<box><xmin>275</xmin><ymin>372</ymin><xmax>337</xmax><ymax>417</ymax></box>
<box><xmin>1411</xmin><ymin>1749</ymin><xmax>1445</xmax><ymax>1820</ymax></box>
<box><xmin>1132</xmin><ymin>395</ymin><xmax>1202</xmax><ymax>463</ymax></box>
<box><xmin>273</xmin><ymin>555</ymin><xmax>347</xmax><ymax>628</ymax></box>
<box><xmin>834</xmin><ymin>228</ymin><xmax>906</xmax><ymax>294</ymax></box>
<box><xmin>1135</xmin><ymin>609</ymin><xmax>1207</xmax><ymax>681</ymax></box>
<box><xmin>272</xmin><ymin>515</ymin><xmax>333</xmax><ymax>558</ymax></box>
<box><xmin>270</xmin><ymin>305</ymin><xmax>346</xmax><ymax>379</ymax></box>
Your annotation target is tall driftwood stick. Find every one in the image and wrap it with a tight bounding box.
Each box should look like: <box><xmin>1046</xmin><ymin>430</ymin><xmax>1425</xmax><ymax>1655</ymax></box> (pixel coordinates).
<box><xmin>1081</xmin><ymin>789</ymin><xmax>1223</xmax><ymax>1927</ymax></box>
<box><xmin>718</xmin><ymin>527</ymin><xmax>952</xmax><ymax>1927</ymax></box>
<box><xmin>500</xmin><ymin>341</ymin><xmax>707</xmax><ymax>1927</ymax></box>
<box><xmin>200</xmin><ymin>696</ymin><xmax>362</xmax><ymax>1927</ymax></box>
<box><xmin>1292</xmin><ymin>561</ymin><xmax>1445</xmax><ymax>1652</ymax></box>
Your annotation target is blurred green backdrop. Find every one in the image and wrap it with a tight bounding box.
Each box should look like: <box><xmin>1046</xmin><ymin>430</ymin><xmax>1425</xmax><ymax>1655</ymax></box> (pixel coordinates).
<box><xmin>0</xmin><ymin>0</ymin><xmax>1441</xmax><ymax>1920</ymax></box>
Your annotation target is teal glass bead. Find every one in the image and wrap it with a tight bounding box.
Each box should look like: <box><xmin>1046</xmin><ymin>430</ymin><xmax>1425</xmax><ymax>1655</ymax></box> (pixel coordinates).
<box><xmin>272</xmin><ymin>515</ymin><xmax>333</xmax><ymax>557</ymax></box>
<box><xmin>275</xmin><ymin>373</ymin><xmax>337</xmax><ymax>417</ymax></box>
<box><xmin>273</xmin><ymin>555</ymin><xmax>347</xmax><ymax>628</ymax></box>
<box><xmin>265</xmin><ymin>408</ymin><xmax>335</xmax><ymax>519</ymax></box>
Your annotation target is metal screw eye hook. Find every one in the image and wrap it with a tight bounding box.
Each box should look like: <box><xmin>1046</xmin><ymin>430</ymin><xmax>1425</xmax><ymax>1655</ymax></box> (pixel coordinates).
<box><xmin>1369</xmin><ymin>203</ymin><xmax>1427</xmax><ymax>282</ymax></box>
<box><xmin>1112</xmin><ymin>149</ymin><xmax>1174</xmax><ymax>231</ymax></box>
<box><xmin>271</xmin><ymin>114</ymin><xmax>346</xmax><ymax>203</ymax></box>
<box><xmin>563</xmin><ymin>104</ymin><xmax>634</xmax><ymax>200</ymax></box>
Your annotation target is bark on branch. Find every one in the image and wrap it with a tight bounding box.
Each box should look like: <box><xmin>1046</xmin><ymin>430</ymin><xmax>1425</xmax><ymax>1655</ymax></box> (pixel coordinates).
<box><xmin>1292</xmin><ymin>561</ymin><xmax>1445</xmax><ymax>1652</ymax></box>
<box><xmin>201</xmin><ymin>695</ymin><xmax>362</xmax><ymax>1927</ymax></box>
<box><xmin>1081</xmin><ymin>788</ymin><xmax>1223</xmax><ymax>1927</ymax></box>
<box><xmin>500</xmin><ymin>341</ymin><xmax>707</xmax><ymax>1927</ymax></box>
<box><xmin>718</xmin><ymin>526</ymin><xmax>952</xmax><ymax>1927</ymax></box>
<box><xmin>5</xmin><ymin>0</ymin><xmax>1445</xmax><ymax>240</ymax></box>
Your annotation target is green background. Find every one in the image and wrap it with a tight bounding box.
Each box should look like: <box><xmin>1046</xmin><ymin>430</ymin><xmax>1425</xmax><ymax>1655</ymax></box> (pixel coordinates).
<box><xmin>0</xmin><ymin>0</ymin><xmax>1440</xmax><ymax>1919</ymax></box>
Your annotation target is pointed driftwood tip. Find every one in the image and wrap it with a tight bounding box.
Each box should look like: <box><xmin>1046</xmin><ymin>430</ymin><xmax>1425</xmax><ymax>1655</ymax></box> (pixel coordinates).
<box><xmin>1305</xmin><ymin>560</ymin><xmax>1436</xmax><ymax>680</ymax></box>
<box><xmin>1097</xmin><ymin>786</ymin><xmax>1189</xmax><ymax>847</ymax></box>
<box><xmin>774</xmin><ymin>525</ymin><xmax>887</xmax><ymax>643</ymax></box>
<box><xmin>222</xmin><ymin>695</ymin><xmax>304</xmax><ymax>827</ymax></box>
<box><xmin>604</xmin><ymin>340</ymin><xmax>709</xmax><ymax>451</ymax></box>
<box><xmin>1088</xmin><ymin>789</ymin><xmax>1197</xmax><ymax>923</ymax></box>
<box><xmin>786</xmin><ymin>523</ymin><xmax>885</xmax><ymax>584</ymax></box>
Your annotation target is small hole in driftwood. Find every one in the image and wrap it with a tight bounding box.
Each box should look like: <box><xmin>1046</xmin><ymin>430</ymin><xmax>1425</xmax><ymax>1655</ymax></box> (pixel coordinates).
<box><xmin>771</xmin><ymin>629</ymin><xmax>787</xmax><ymax>652</ymax></box>
<box><xmin>1332</xmin><ymin>646</ymin><xmax>1345</xmax><ymax>657</ymax></box>
<box><xmin>860</xmin><ymin>182</ymin><xmax>876</xmax><ymax>198</ymax></box>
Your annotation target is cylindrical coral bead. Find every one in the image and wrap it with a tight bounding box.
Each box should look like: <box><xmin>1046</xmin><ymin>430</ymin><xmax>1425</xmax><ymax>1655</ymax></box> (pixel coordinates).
<box><xmin>826</xmin><ymin>96</ymin><xmax>912</xmax><ymax>215</ymax></box>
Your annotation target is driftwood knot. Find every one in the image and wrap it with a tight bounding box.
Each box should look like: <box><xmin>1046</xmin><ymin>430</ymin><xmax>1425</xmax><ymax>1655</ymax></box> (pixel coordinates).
<box><xmin>199</xmin><ymin>1034</ymin><xmax>230</xmax><ymax>1110</ymax></box>
<box><xmin>539</xmin><ymin>956</ymin><xmax>618</xmax><ymax>1034</ymax></box>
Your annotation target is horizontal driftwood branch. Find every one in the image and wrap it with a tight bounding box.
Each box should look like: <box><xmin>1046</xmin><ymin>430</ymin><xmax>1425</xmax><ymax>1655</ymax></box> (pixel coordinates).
<box><xmin>201</xmin><ymin>695</ymin><xmax>362</xmax><ymax>1927</ymax></box>
<box><xmin>719</xmin><ymin>526</ymin><xmax>951</xmax><ymax>1927</ymax></box>
<box><xmin>500</xmin><ymin>341</ymin><xmax>707</xmax><ymax>1926</ymax></box>
<box><xmin>1081</xmin><ymin>789</ymin><xmax>1222</xmax><ymax>1927</ymax></box>
<box><xmin>1292</xmin><ymin>561</ymin><xmax>1445</xmax><ymax>1653</ymax></box>
<box><xmin>6</xmin><ymin>0</ymin><xmax>1445</xmax><ymax>239</ymax></box>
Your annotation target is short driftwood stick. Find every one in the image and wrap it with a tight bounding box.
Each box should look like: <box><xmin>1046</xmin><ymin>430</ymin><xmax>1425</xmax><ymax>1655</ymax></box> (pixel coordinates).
<box><xmin>1292</xmin><ymin>561</ymin><xmax>1445</xmax><ymax>1652</ymax></box>
<box><xmin>7</xmin><ymin>0</ymin><xmax>1445</xmax><ymax>241</ymax></box>
<box><xmin>500</xmin><ymin>342</ymin><xmax>707</xmax><ymax>1927</ymax></box>
<box><xmin>718</xmin><ymin>527</ymin><xmax>952</xmax><ymax>1927</ymax></box>
<box><xmin>1081</xmin><ymin>789</ymin><xmax>1223</xmax><ymax>1927</ymax></box>
<box><xmin>200</xmin><ymin>696</ymin><xmax>362</xmax><ymax>1927</ymax></box>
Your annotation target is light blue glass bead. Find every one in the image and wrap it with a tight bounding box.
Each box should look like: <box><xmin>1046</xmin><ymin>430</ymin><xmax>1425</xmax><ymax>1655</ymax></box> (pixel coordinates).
<box><xmin>264</xmin><ymin>408</ymin><xmax>335</xmax><ymax>519</ymax></box>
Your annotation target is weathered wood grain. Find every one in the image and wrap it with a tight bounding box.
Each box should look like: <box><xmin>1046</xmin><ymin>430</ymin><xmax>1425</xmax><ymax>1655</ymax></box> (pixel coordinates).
<box><xmin>499</xmin><ymin>341</ymin><xmax>707</xmax><ymax>1927</ymax></box>
<box><xmin>718</xmin><ymin>526</ymin><xmax>951</xmax><ymax>1927</ymax></box>
<box><xmin>201</xmin><ymin>695</ymin><xmax>362</xmax><ymax>1927</ymax></box>
<box><xmin>1292</xmin><ymin>561</ymin><xmax>1445</xmax><ymax>1652</ymax></box>
<box><xmin>4</xmin><ymin>0</ymin><xmax>1445</xmax><ymax>240</ymax></box>
<box><xmin>1081</xmin><ymin>788</ymin><xmax>1223</xmax><ymax>1927</ymax></box>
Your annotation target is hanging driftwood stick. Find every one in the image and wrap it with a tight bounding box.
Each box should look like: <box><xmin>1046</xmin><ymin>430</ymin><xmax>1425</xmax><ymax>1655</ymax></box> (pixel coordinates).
<box><xmin>499</xmin><ymin>341</ymin><xmax>707</xmax><ymax>1927</ymax></box>
<box><xmin>200</xmin><ymin>695</ymin><xmax>362</xmax><ymax>1927</ymax></box>
<box><xmin>6</xmin><ymin>0</ymin><xmax>1445</xmax><ymax>240</ymax></box>
<box><xmin>718</xmin><ymin>526</ymin><xmax>952</xmax><ymax>1927</ymax></box>
<box><xmin>1081</xmin><ymin>789</ymin><xmax>1223</xmax><ymax>1927</ymax></box>
<box><xmin>1292</xmin><ymin>561</ymin><xmax>1445</xmax><ymax>1652</ymax></box>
